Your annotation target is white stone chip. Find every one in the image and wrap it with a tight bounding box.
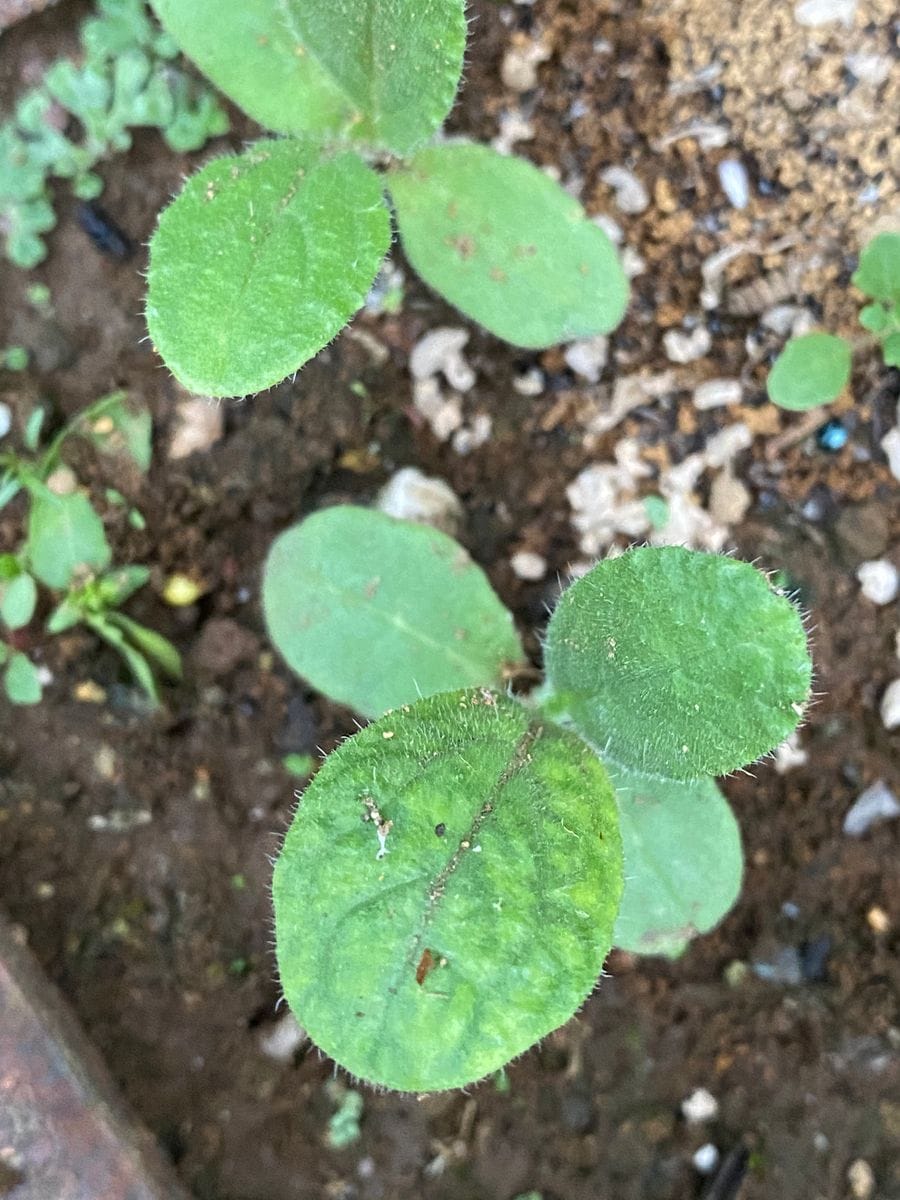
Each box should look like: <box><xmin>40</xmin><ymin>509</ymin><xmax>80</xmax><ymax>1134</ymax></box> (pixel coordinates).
<box><xmin>409</xmin><ymin>327</ymin><xmax>475</xmax><ymax>391</ymax></box>
<box><xmin>794</xmin><ymin>0</ymin><xmax>856</xmax><ymax>25</ymax></box>
<box><xmin>881</xmin><ymin>425</ymin><xmax>900</xmax><ymax>482</ymax></box>
<box><xmin>663</xmin><ymin>326</ymin><xmax>712</xmax><ymax>363</ymax></box>
<box><xmin>856</xmin><ymin>559</ymin><xmax>899</xmax><ymax>605</ymax></box>
<box><xmin>600</xmin><ymin>166</ymin><xmax>649</xmax><ymax>214</ymax></box>
<box><xmin>693</xmin><ymin>1144</ymin><xmax>720</xmax><ymax>1174</ymax></box>
<box><xmin>843</xmin><ymin>779</ymin><xmax>900</xmax><ymax>836</ymax></box>
<box><xmin>501</xmin><ymin>37</ymin><xmax>551</xmax><ymax>92</ymax></box>
<box><xmin>774</xmin><ymin>732</ymin><xmax>808</xmax><ymax>774</ymax></box>
<box><xmin>880</xmin><ymin>678</ymin><xmax>900</xmax><ymax>731</ymax></box>
<box><xmin>693</xmin><ymin>378</ymin><xmax>743</xmax><ymax>410</ymax></box>
<box><xmin>511</xmin><ymin>551</ymin><xmax>548</xmax><ymax>581</ymax></box>
<box><xmin>718</xmin><ymin>159</ymin><xmax>750</xmax><ymax>210</ymax></box>
<box><xmin>0</xmin><ymin>402</ymin><xmax>11</xmax><ymax>440</ymax></box>
<box><xmin>376</xmin><ymin>467</ymin><xmax>463</xmax><ymax>536</ymax></box>
<box><xmin>258</xmin><ymin>1013</ymin><xmax>307</xmax><ymax>1063</ymax></box>
<box><xmin>682</xmin><ymin>1088</ymin><xmax>719</xmax><ymax>1124</ymax></box>
<box><xmin>564</xmin><ymin>335</ymin><xmax>609</xmax><ymax>383</ymax></box>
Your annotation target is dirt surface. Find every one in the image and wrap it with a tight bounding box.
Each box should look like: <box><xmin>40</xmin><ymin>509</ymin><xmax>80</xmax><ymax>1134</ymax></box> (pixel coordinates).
<box><xmin>1</xmin><ymin>2</ymin><xmax>899</xmax><ymax>1199</ymax></box>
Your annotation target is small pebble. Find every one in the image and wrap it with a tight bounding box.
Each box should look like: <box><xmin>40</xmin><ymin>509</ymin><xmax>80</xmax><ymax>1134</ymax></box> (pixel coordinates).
<box><xmin>564</xmin><ymin>335</ymin><xmax>608</xmax><ymax>383</ymax></box>
<box><xmin>844</xmin><ymin>52</ymin><xmax>892</xmax><ymax>86</ymax></box>
<box><xmin>692</xmin><ymin>1144</ymin><xmax>720</xmax><ymax>1174</ymax></box>
<box><xmin>752</xmin><ymin>946</ymin><xmax>803</xmax><ymax>985</ymax></box>
<box><xmin>774</xmin><ymin>732</ymin><xmax>808</xmax><ymax>774</ymax></box>
<box><xmin>693</xmin><ymin>378</ymin><xmax>743</xmax><ymax>410</ymax></box>
<box><xmin>501</xmin><ymin>37</ymin><xmax>551</xmax><ymax>92</ymax></box>
<box><xmin>856</xmin><ymin>559</ymin><xmax>899</xmax><ymax>605</ymax></box>
<box><xmin>682</xmin><ymin>1088</ymin><xmax>718</xmax><ymax>1124</ymax></box>
<box><xmin>600</xmin><ymin>166</ymin><xmax>649</xmax><ymax>214</ymax></box>
<box><xmin>867</xmin><ymin>905</ymin><xmax>891</xmax><ymax>934</ymax></box>
<box><xmin>880</xmin><ymin>678</ymin><xmax>900</xmax><ymax>731</ymax></box>
<box><xmin>817</xmin><ymin>418</ymin><xmax>849</xmax><ymax>452</ymax></box>
<box><xmin>169</xmin><ymin>395</ymin><xmax>224</xmax><ymax>460</ymax></box>
<box><xmin>410</xmin><ymin>327</ymin><xmax>475</xmax><ymax>391</ymax></box>
<box><xmin>0</xmin><ymin>402</ymin><xmax>11</xmax><ymax>439</ymax></box>
<box><xmin>794</xmin><ymin>0</ymin><xmax>856</xmax><ymax>25</ymax></box>
<box><xmin>708</xmin><ymin>469</ymin><xmax>751</xmax><ymax>525</ymax></box>
<box><xmin>718</xmin><ymin>159</ymin><xmax>750</xmax><ymax>210</ymax></box>
<box><xmin>513</xmin><ymin>366</ymin><xmax>545</xmax><ymax>397</ymax></box>
<box><xmin>663</xmin><ymin>326</ymin><xmax>712</xmax><ymax>363</ymax></box>
<box><xmin>163</xmin><ymin>573</ymin><xmax>205</xmax><ymax>607</ymax></box>
<box><xmin>511</xmin><ymin>551</ymin><xmax>547</xmax><ymax>581</ymax></box>
<box><xmin>258</xmin><ymin>1012</ymin><xmax>307</xmax><ymax>1063</ymax></box>
<box><xmin>847</xmin><ymin>1158</ymin><xmax>875</xmax><ymax>1200</ymax></box>
<box><xmin>843</xmin><ymin>779</ymin><xmax>900</xmax><ymax>836</ymax></box>
<box><xmin>881</xmin><ymin>426</ymin><xmax>900</xmax><ymax>482</ymax></box>
<box><xmin>377</xmin><ymin>467</ymin><xmax>463</xmax><ymax>536</ymax></box>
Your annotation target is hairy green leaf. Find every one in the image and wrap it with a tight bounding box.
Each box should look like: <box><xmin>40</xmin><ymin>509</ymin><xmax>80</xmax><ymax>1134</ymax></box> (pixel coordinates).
<box><xmin>543</xmin><ymin>547</ymin><xmax>811</xmax><ymax>780</ymax></box>
<box><xmin>150</xmin><ymin>0</ymin><xmax>466</xmax><ymax>155</ymax></box>
<box><xmin>263</xmin><ymin>506</ymin><xmax>525</xmax><ymax>717</ymax></box>
<box><xmin>27</xmin><ymin>489</ymin><xmax>111</xmax><ymax>589</ymax></box>
<box><xmin>612</xmin><ymin>769</ymin><xmax>743</xmax><ymax>958</ymax></box>
<box><xmin>273</xmin><ymin>689</ymin><xmax>623</xmax><ymax>1091</ymax></box>
<box><xmin>0</xmin><ymin>572</ymin><xmax>37</xmax><ymax>630</ymax></box>
<box><xmin>146</xmin><ymin>140</ymin><xmax>391</xmax><ymax>397</ymax></box>
<box><xmin>766</xmin><ymin>333</ymin><xmax>852</xmax><ymax>411</ymax></box>
<box><xmin>852</xmin><ymin>232</ymin><xmax>900</xmax><ymax>303</ymax></box>
<box><xmin>390</xmin><ymin>142</ymin><xmax>629</xmax><ymax>347</ymax></box>
<box><xmin>5</xmin><ymin>652</ymin><xmax>42</xmax><ymax>705</ymax></box>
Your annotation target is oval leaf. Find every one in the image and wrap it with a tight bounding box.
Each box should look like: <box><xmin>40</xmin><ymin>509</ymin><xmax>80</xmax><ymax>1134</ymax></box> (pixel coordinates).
<box><xmin>5</xmin><ymin>652</ymin><xmax>42</xmax><ymax>705</ymax></box>
<box><xmin>390</xmin><ymin>142</ymin><xmax>629</xmax><ymax>347</ymax></box>
<box><xmin>27</xmin><ymin>490</ymin><xmax>111</xmax><ymax>589</ymax></box>
<box><xmin>273</xmin><ymin>689</ymin><xmax>623</xmax><ymax>1091</ymax></box>
<box><xmin>151</xmin><ymin>0</ymin><xmax>465</xmax><ymax>155</ymax></box>
<box><xmin>263</xmin><ymin>506</ymin><xmax>525</xmax><ymax>717</ymax></box>
<box><xmin>544</xmin><ymin>547</ymin><xmax>812</xmax><ymax>780</ymax></box>
<box><xmin>767</xmin><ymin>332</ymin><xmax>852</xmax><ymax>411</ymax></box>
<box><xmin>0</xmin><ymin>572</ymin><xmax>38</xmax><ymax>630</ymax></box>
<box><xmin>612</xmin><ymin>769</ymin><xmax>743</xmax><ymax>958</ymax></box>
<box><xmin>146</xmin><ymin>140</ymin><xmax>391</xmax><ymax>397</ymax></box>
<box><xmin>851</xmin><ymin>232</ymin><xmax>900</xmax><ymax>303</ymax></box>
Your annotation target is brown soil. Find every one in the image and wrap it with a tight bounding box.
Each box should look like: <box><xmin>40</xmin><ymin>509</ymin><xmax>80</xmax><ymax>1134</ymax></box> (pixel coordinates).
<box><xmin>1</xmin><ymin>2</ymin><xmax>898</xmax><ymax>1199</ymax></box>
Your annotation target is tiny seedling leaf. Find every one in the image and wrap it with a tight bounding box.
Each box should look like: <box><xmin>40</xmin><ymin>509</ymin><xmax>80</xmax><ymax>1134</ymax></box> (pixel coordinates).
<box><xmin>390</xmin><ymin>141</ymin><xmax>629</xmax><ymax>347</ymax></box>
<box><xmin>0</xmin><ymin>572</ymin><xmax>38</xmax><ymax>630</ymax></box>
<box><xmin>104</xmin><ymin>610</ymin><xmax>182</xmax><ymax>679</ymax></box>
<box><xmin>851</xmin><ymin>232</ymin><xmax>900</xmax><ymax>303</ymax></box>
<box><xmin>86</xmin><ymin>614</ymin><xmax>160</xmax><ymax>702</ymax></box>
<box><xmin>4</xmin><ymin>652</ymin><xmax>42</xmax><ymax>705</ymax></box>
<box><xmin>858</xmin><ymin>302</ymin><xmax>890</xmax><ymax>335</ymax></box>
<box><xmin>263</xmin><ymin>506</ymin><xmax>525</xmax><ymax>717</ymax></box>
<box><xmin>150</xmin><ymin>0</ymin><xmax>466</xmax><ymax>155</ymax></box>
<box><xmin>883</xmin><ymin>331</ymin><xmax>900</xmax><ymax>367</ymax></box>
<box><xmin>612</xmin><ymin>768</ymin><xmax>743</xmax><ymax>958</ymax></box>
<box><xmin>273</xmin><ymin>689</ymin><xmax>623</xmax><ymax>1091</ymax></box>
<box><xmin>766</xmin><ymin>332</ymin><xmax>852</xmax><ymax>411</ymax></box>
<box><xmin>23</xmin><ymin>406</ymin><xmax>46</xmax><ymax>452</ymax></box>
<box><xmin>146</xmin><ymin>140</ymin><xmax>391</xmax><ymax>396</ymax></box>
<box><xmin>82</xmin><ymin>391</ymin><xmax>152</xmax><ymax>471</ymax></box>
<box><xmin>544</xmin><ymin>547</ymin><xmax>811</xmax><ymax>780</ymax></box>
<box><xmin>95</xmin><ymin>564</ymin><xmax>151</xmax><ymax>607</ymax></box>
<box><xmin>27</xmin><ymin>489</ymin><xmax>111</xmax><ymax>589</ymax></box>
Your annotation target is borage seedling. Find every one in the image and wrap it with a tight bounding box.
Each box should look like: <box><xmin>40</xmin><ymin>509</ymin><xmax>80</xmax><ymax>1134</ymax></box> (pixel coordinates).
<box><xmin>0</xmin><ymin>391</ymin><xmax>180</xmax><ymax>704</ymax></box>
<box><xmin>144</xmin><ymin>0</ymin><xmax>629</xmax><ymax>398</ymax></box>
<box><xmin>767</xmin><ymin>231</ymin><xmax>900</xmax><ymax>411</ymax></box>
<box><xmin>262</xmin><ymin>507</ymin><xmax>812</xmax><ymax>1091</ymax></box>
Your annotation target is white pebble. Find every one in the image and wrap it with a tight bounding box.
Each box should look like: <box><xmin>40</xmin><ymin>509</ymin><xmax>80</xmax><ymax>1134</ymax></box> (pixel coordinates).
<box><xmin>693</xmin><ymin>378</ymin><xmax>743</xmax><ymax>410</ymax></box>
<box><xmin>856</xmin><ymin>559</ymin><xmax>899</xmax><ymax>605</ymax></box>
<box><xmin>258</xmin><ymin>1013</ymin><xmax>307</xmax><ymax>1063</ymax></box>
<box><xmin>410</xmin><ymin>327</ymin><xmax>475</xmax><ymax>391</ymax></box>
<box><xmin>513</xmin><ymin>367</ymin><xmax>545</xmax><ymax>397</ymax></box>
<box><xmin>881</xmin><ymin>426</ymin><xmax>900</xmax><ymax>482</ymax></box>
<box><xmin>708</xmin><ymin>469</ymin><xmax>751</xmax><ymax>525</ymax></box>
<box><xmin>592</xmin><ymin>213</ymin><xmax>624</xmax><ymax>244</ymax></box>
<box><xmin>663</xmin><ymin>326</ymin><xmax>712</xmax><ymax>364</ymax></box>
<box><xmin>847</xmin><ymin>1159</ymin><xmax>876</xmax><ymax>1200</ymax></box>
<box><xmin>794</xmin><ymin>0</ymin><xmax>856</xmax><ymax>25</ymax></box>
<box><xmin>0</xmin><ymin>402</ymin><xmax>11</xmax><ymax>439</ymax></box>
<box><xmin>501</xmin><ymin>38</ymin><xmax>551</xmax><ymax>92</ymax></box>
<box><xmin>692</xmin><ymin>1144</ymin><xmax>720</xmax><ymax>1174</ymax></box>
<box><xmin>451</xmin><ymin>413</ymin><xmax>492</xmax><ymax>456</ymax></box>
<box><xmin>564</xmin><ymin>335</ymin><xmax>609</xmax><ymax>383</ymax></box>
<box><xmin>844</xmin><ymin>53</ymin><xmax>891</xmax><ymax>86</ymax></box>
<box><xmin>511</xmin><ymin>551</ymin><xmax>547</xmax><ymax>581</ymax></box>
<box><xmin>376</xmin><ymin>467</ymin><xmax>463</xmax><ymax>536</ymax></box>
<box><xmin>718</xmin><ymin>159</ymin><xmax>750</xmax><ymax>210</ymax></box>
<box><xmin>774</xmin><ymin>732</ymin><xmax>808</xmax><ymax>774</ymax></box>
<box><xmin>880</xmin><ymin>678</ymin><xmax>900</xmax><ymax>731</ymax></box>
<box><xmin>682</xmin><ymin>1088</ymin><xmax>719</xmax><ymax>1124</ymax></box>
<box><xmin>843</xmin><ymin>779</ymin><xmax>900</xmax><ymax>836</ymax></box>
<box><xmin>600</xmin><ymin>166</ymin><xmax>649</xmax><ymax>215</ymax></box>
<box><xmin>761</xmin><ymin>304</ymin><xmax>805</xmax><ymax>337</ymax></box>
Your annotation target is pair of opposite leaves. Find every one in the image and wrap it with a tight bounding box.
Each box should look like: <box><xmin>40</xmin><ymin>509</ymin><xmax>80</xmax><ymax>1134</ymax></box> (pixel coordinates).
<box><xmin>145</xmin><ymin>0</ymin><xmax>629</xmax><ymax>396</ymax></box>
<box><xmin>264</xmin><ymin>508</ymin><xmax>811</xmax><ymax>1091</ymax></box>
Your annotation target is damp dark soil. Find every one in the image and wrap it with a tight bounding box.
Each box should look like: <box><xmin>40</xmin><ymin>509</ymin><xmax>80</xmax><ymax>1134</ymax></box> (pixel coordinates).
<box><xmin>1</xmin><ymin>2</ymin><xmax>899</xmax><ymax>1199</ymax></box>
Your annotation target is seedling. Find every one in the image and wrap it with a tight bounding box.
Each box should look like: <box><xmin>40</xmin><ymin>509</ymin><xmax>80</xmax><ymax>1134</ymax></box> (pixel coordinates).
<box><xmin>0</xmin><ymin>391</ymin><xmax>180</xmax><ymax>704</ymax></box>
<box><xmin>263</xmin><ymin>507</ymin><xmax>811</xmax><ymax>1091</ymax></box>
<box><xmin>767</xmin><ymin>232</ymin><xmax>900</xmax><ymax>411</ymax></box>
<box><xmin>1</xmin><ymin>0</ymin><xmax>228</xmax><ymax>267</ymax></box>
<box><xmin>144</xmin><ymin>0</ymin><xmax>629</xmax><ymax>398</ymax></box>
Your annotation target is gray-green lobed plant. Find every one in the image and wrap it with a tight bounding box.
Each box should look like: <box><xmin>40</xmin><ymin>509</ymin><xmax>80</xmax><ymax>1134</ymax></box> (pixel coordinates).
<box><xmin>767</xmin><ymin>232</ymin><xmax>900</xmax><ymax>411</ymax></box>
<box><xmin>262</xmin><ymin>506</ymin><xmax>812</xmax><ymax>1091</ymax></box>
<box><xmin>1</xmin><ymin>0</ymin><xmax>228</xmax><ymax>268</ymax></box>
<box><xmin>0</xmin><ymin>390</ymin><xmax>181</xmax><ymax>704</ymax></box>
<box><xmin>144</xmin><ymin>0</ymin><xmax>630</xmax><ymax>398</ymax></box>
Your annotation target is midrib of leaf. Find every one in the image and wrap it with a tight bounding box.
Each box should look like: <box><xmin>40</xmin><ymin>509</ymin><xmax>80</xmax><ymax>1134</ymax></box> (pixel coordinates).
<box><xmin>275</xmin><ymin>0</ymin><xmax>369</xmax><ymax>128</ymax></box>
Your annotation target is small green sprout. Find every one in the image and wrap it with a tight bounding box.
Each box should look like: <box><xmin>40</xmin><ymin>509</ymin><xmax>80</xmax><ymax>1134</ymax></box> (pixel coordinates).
<box><xmin>324</xmin><ymin>1082</ymin><xmax>363</xmax><ymax>1150</ymax></box>
<box><xmin>1</xmin><ymin>0</ymin><xmax>228</xmax><ymax>268</ymax></box>
<box><xmin>144</xmin><ymin>0</ymin><xmax>629</xmax><ymax>397</ymax></box>
<box><xmin>0</xmin><ymin>391</ymin><xmax>180</xmax><ymax>705</ymax></box>
<box><xmin>264</xmin><ymin>507</ymin><xmax>812</xmax><ymax>1091</ymax></box>
<box><xmin>767</xmin><ymin>231</ymin><xmax>900</xmax><ymax>411</ymax></box>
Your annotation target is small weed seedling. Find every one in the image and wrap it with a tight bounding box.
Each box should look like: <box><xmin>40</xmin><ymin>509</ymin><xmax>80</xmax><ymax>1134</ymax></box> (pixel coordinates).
<box><xmin>767</xmin><ymin>232</ymin><xmax>900</xmax><ymax>411</ymax></box>
<box><xmin>144</xmin><ymin>0</ymin><xmax>630</xmax><ymax>398</ymax></box>
<box><xmin>262</xmin><ymin>507</ymin><xmax>811</xmax><ymax>1091</ymax></box>
<box><xmin>0</xmin><ymin>391</ymin><xmax>180</xmax><ymax>704</ymax></box>
<box><xmin>1</xmin><ymin>0</ymin><xmax>228</xmax><ymax>268</ymax></box>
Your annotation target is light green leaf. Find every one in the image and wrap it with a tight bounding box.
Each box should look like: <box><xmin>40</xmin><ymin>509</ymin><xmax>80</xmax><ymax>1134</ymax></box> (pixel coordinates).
<box><xmin>146</xmin><ymin>140</ymin><xmax>391</xmax><ymax>397</ymax></box>
<box><xmin>273</xmin><ymin>689</ymin><xmax>623</xmax><ymax>1091</ymax></box>
<box><xmin>852</xmin><ymin>232</ymin><xmax>900</xmax><ymax>303</ymax></box>
<box><xmin>883</xmin><ymin>331</ymin><xmax>900</xmax><ymax>367</ymax></box>
<box><xmin>82</xmin><ymin>391</ymin><xmax>152</xmax><ymax>471</ymax></box>
<box><xmin>4</xmin><ymin>652</ymin><xmax>42</xmax><ymax>705</ymax></box>
<box><xmin>612</xmin><ymin>769</ymin><xmax>743</xmax><ymax>958</ymax></box>
<box><xmin>0</xmin><ymin>572</ymin><xmax>38</xmax><ymax>630</ymax></box>
<box><xmin>390</xmin><ymin>142</ymin><xmax>629</xmax><ymax>347</ymax></box>
<box><xmin>86</xmin><ymin>614</ymin><xmax>160</xmax><ymax>702</ymax></box>
<box><xmin>766</xmin><ymin>332</ymin><xmax>852</xmax><ymax>411</ymax></box>
<box><xmin>27</xmin><ymin>489</ymin><xmax>111</xmax><ymax>589</ymax></box>
<box><xmin>859</xmin><ymin>302</ymin><xmax>890</xmax><ymax>334</ymax></box>
<box><xmin>23</xmin><ymin>406</ymin><xmax>46</xmax><ymax>452</ymax></box>
<box><xmin>150</xmin><ymin>0</ymin><xmax>466</xmax><ymax>155</ymax></box>
<box><xmin>46</xmin><ymin>596</ymin><xmax>83</xmax><ymax>634</ymax></box>
<box><xmin>263</xmin><ymin>506</ymin><xmax>525</xmax><ymax>717</ymax></box>
<box><xmin>543</xmin><ymin>547</ymin><xmax>811</xmax><ymax>780</ymax></box>
<box><xmin>104</xmin><ymin>610</ymin><xmax>182</xmax><ymax>679</ymax></box>
<box><xmin>95</xmin><ymin>564</ymin><xmax>151</xmax><ymax>607</ymax></box>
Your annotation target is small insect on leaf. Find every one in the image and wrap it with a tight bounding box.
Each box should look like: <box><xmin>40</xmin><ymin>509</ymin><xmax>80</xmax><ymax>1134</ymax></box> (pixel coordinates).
<box><xmin>416</xmin><ymin>949</ymin><xmax>436</xmax><ymax>986</ymax></box>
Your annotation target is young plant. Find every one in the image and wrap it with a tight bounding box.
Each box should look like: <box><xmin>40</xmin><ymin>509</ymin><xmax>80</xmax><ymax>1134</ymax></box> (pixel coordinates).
<box><xmin>0</xmin><ymin>391</ymin><xmax>180</xmax><ymax>704</ymax></box>
<box><xmin>263</xmin><ymin>507</ymin><xmax>811</xmax><ymax>1091</ymax></box>
<box><xmin>767</xmin><ymin>232</ymin><xmax>900</xmax><ymax>411</ymax></box>
<box><xmin>1</xmin><ymin>0</ymin><xmax>228</xmax><ymax>267</ymax></box>
<box><xmin>144</xmin><ymin>0</ymin><xmax>629</xmax><ymax>398</ymax></box>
